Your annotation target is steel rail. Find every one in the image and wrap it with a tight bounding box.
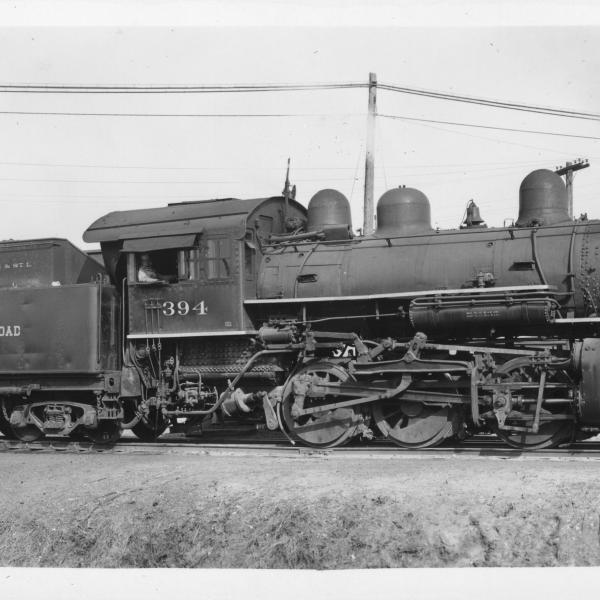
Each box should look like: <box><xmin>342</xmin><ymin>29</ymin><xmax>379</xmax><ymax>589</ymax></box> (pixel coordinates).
<box><xmin>2</xmin><ymin>435</ymin><xmax>600</xmax><ymax>459</ymax></box>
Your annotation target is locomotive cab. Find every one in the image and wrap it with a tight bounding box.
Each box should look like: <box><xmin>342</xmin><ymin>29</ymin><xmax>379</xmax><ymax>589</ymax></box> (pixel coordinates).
<box><xmin>81</xmin><ymin>195</ymin><xmax>306</xmax><ymax>439</ymax></box>
<box><xmin>124</xmin><ymin>231</ymin><xmax>245</xmax><ymax>337</ymax></box>
<box><xmin>83</xmin><ymin>197</ymin><xmax>305</xmax><ymax>339</ymax></box>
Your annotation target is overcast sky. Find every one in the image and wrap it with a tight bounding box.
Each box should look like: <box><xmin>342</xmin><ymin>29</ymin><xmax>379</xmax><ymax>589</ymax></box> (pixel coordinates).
<box><xmin>0</xmin><ymin>7</ymin><xmax>599</xmax><ymax>247</ymax></box>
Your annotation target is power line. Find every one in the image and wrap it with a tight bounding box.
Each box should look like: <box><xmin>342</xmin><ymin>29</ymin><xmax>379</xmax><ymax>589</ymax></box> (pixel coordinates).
<box><xmin>0</xmin><ymin>177</ymin><xmax>236</xmax><ymax>184</ymax></box>
<box><xmin>0</xmin><ymin>176</ymin><xmax>362</xmax><ymax>185</ymax></box>
<box><xmin>378</xmin><ymin>83</ymin><xmax>600</xmax><ymax>122</ymax></box>
<box><xmin>0</xmin><ymin>193</ymin><xmax>212</xmax><ymax>199</ymax></box>
<box><xmin>1</xmin><ymin>106</ymin><xmax>596</xmax><ymax>140</ymax></box>
<box><xmin>396</xmin><ymin>113</ymin><xmax>582</xmax><ymax>156</ymax></box>
<box><xmin>0</xmin><ymin>158</ymin><xmax>551</xmax><ymax>171</ymax></box>
<box><xmin>0</xmin><ymin>163</ymin><xmax>571</xmax><ymax>190</ymax></box>
<box><xmin>0</xmin><ymin>79</ymin><xmax>597</xmax><ymax>121</ymax></box>
<box><xmin>0</xmin><ymin>110</ymin><xmax>361</xmax><ymax>118</ymax></box>
<box><xmin>380</xmin><ymin>164</ymin><xmax>564</xmax><ymax>178</ymax></box>
<box><xmin>0</xmin><ymin>159</ymin><xmax>366</xmax><ymax>171</ymax></box>
<box><xmin>0</xmin><ymin>197</ymin><xmax>167</xmax><ymax>204</ymax></box>
<box><xmin>0</xmin><ymin>82</ymin><xmax>367</xmax><ymax>94</ymax></box>
<box><xmin>379</xmin><ymin>113</ymin><xmax>600</xmax><ymax>140</ymax></box>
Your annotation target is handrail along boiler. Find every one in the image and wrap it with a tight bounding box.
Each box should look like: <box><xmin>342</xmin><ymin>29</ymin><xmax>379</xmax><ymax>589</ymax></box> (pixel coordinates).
<box><xmin>1</xmin><ymin>167</ymin><xmax>600</xmax><ymax>449</ymax></box>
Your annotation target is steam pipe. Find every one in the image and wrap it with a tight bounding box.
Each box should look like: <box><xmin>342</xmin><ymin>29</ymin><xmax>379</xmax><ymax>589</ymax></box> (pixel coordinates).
<box><xmin>162</xmin><ymin>349</ymin><xmax>294</xmax><ymax>417</ymax></box>
<box><xmin>531</xmin><ymin>229</ymin><xmax>548</xmax><ymax>286</ymax></box>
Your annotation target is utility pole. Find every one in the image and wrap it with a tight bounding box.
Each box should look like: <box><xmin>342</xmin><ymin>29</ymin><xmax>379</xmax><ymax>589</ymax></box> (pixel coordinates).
<box><xmin>555</xmin><ymin>158</ymin><xmax>589</xmax><ymax>218</ymax></box>
<box><xmin>363</xmin><ymin>72</ymin><xmax>377</xmax><ymax>235</ymax></box>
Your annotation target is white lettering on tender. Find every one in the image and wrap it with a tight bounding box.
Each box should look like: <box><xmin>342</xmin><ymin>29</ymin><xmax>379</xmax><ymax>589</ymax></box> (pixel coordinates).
<box><xmin>0</xmin><ymin>261</ymin><xmax>32</xmax><ymax>271</ymax></box>
<box><xmin>0</xmin><ymin>325</ymin><xmax>21</xmax><ymax>336</ymax></box>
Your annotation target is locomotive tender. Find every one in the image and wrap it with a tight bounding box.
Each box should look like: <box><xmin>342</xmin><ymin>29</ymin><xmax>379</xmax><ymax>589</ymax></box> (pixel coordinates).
<box><xmin>1</xmin><ymin>167</ymin><xmax>600</xmax><ymax>449</ymax></box>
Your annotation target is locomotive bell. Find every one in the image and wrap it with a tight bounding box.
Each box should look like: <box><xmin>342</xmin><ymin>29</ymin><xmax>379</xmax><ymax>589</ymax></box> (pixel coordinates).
<box><xmin>376</xmin><ymin>187</ymin><xmax>433</xmax><ymax>235</ymax></box>
<box><xmin>461</xmin><ymin>200</ymin><xmax>486</xmax><ymax>229</ymax></box>
<box><xmin>306</xmin><ymin>189</ymin><xmax>352</xmax><ymax>239</ymax></box>
<box><xmin>516</xmin><ymin>169</ymin><xmax>571</xmax><ymax>227</ymax></box>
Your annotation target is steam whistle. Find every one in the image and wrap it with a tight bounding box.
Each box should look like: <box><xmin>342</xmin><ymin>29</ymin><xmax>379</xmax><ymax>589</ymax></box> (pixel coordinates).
<box><xmin>282</xmin><ymin>157</ymin><xmax>291</xmax><ymax>221</ymax></box>
<box><xmin>282</xmin><ymin>158</ymin><xmax>300</xmax><ymax>231</ymax></box>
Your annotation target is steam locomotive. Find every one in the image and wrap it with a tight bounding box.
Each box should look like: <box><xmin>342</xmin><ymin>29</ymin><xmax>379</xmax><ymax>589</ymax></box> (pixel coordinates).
<box><xmin>1</xmin><ymin>167</ymin><xmax>600</xmax><ymax>449</ymax></box>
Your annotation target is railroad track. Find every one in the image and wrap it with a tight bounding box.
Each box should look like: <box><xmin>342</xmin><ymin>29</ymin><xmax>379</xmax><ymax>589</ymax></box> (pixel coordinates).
<box><xmin>2</xmin><ymin>433</ymin><xmax>600</xmax><ymax>459</ymax></box>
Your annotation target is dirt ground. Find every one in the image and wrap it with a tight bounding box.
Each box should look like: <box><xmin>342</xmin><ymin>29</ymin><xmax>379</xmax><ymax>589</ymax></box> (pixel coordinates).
<box><xmin>1</xmin><ymin>447</ymin><xmax>600</xmax><ymax>568</ymax></box>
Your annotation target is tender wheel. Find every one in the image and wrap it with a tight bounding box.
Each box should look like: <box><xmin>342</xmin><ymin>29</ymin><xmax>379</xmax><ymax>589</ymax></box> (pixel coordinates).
<box><xmin>280</xmin><ymin>361</ymin><xmax>361</xmax><ymax>448</ymax></box>
<box><xmin>492</xmin><ymin>357</ymin><xmax>574</xmax><ymax>450</ymax></box>
<box><xmin>5</xmin><ymin>401</ymin><xmax>44</xmax><ymax>442</ymax></box>
<box><xmin>68</xmin><ymin>428</ymin><xmax>89</xmax><ymax>442</ymax></box>
<box><xmin>0</xmin><ymin>398</ymin><xmax>16</xmax><ymax>439</ymax></box>
<box><xmin>372</xmin><ymin>399</ymin><xmax>459</xmax><ymax>448</ymax></box>
<box><xmin>12</xmin><ymin>424</ymin><xmax>43</xmax><ymax>442</ymax></box>
<box><xmin>85</xmin><ymin>421</ymin><xmax>122</xmax><ymax>444</ymax></box>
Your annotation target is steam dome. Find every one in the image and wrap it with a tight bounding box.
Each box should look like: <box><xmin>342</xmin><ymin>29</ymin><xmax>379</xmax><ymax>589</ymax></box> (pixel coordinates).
<box><xmin>376</xmin><ymin>187</ymin><xmax>433</xmax><ymax>235</ymax></box>
<box><xmin>516</xmin><ymin>169</ymin><xmax>570</xmax><ymax>227</ymax></box>
<box><xmin>306</xmin><ymin>189</ymin><xmax>352</xmax><ymax>231</ymax></box>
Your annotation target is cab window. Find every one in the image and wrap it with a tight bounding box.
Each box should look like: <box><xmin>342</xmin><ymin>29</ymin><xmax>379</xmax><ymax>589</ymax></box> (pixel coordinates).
<box><xmin>135</xmin><ymin>250</ymin><xmax>178</xmax><ymax>283</ymax></box>
<box><xmin>206</xmin><ymin>239</ymin><xmax>230</xmax><ymax>279</ymax></box>
<box><xmin>182</xmin><ymin>238</ymin><xmax>231</xmax><ymax>281</ymax></box>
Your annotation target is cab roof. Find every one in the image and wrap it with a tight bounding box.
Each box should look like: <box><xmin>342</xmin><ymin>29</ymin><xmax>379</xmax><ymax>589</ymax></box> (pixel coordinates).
<box><xmin>83</xmin><ymin>196</ymin><xmax>306</xmax><ymax>243</ymax></box>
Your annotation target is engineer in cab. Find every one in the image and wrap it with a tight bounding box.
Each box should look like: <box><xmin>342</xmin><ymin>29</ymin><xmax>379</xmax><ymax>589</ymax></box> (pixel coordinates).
<box><xmin>137</xmin><ymin>253</ymin><xmax>176</xmax><ymax>284</ymax></box>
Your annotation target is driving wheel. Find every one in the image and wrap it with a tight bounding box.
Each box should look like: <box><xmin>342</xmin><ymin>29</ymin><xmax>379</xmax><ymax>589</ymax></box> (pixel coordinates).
<box><xmin>492</xmin><ymin>357</ymin><xmax>574</xmax><ymax>450</ymax></box>
<box><xmin>280</xmin><ymin>361</ymin><xmax>361</xmax><ymax>448</ymax></box>
<box><xmin>372</xmin><ymin>399</ymin><xmax>459</xmax><ymax>448</ymax></box>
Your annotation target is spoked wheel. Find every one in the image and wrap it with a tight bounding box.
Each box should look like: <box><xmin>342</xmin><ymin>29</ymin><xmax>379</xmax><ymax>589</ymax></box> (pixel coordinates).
<box><xmin>85</xmin><ymin>421</ymin><xmax>122</xmax><ymax>445</ymax></box>
<box><xmin>492</xmin><ymin>357</ymin><xmax>575</xmax><ymax>450</ymax></box>
<box><xmin>280</xmin><ymin>361</ymin><xmax>361</xmax><ymax>448</ymax></box>
<box><xmin>372</xmin><ymin>399</ymin><xmax>459</xmax><ymax>448</ymax></box>
<box><xmin>124</xmin><ymin>399</ymin><xmax>168</xmax><ymax>441</ymax></box>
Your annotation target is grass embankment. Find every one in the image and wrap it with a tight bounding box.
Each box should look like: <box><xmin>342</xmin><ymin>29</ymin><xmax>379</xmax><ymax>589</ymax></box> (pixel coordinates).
<box><xmin>2</xmin><ymin>470</ymin><xmax>600</xmax><ymax>568</ymax></box>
